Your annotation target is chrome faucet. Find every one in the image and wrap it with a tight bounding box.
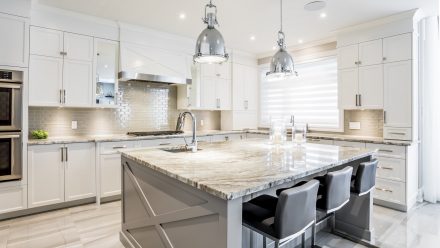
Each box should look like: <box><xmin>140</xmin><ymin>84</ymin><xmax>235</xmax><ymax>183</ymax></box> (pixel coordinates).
<box><xmin>176</xmin><ymin>112</ymin><xmax>198</xmax><ymax>152</ymax></box>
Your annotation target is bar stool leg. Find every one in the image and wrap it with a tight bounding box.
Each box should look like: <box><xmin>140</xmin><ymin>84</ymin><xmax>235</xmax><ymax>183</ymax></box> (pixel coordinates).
<box><xmin>274</xmin><ymin>241</ymin><xmax>280</xmax><ymax>248</ymax></box>
<box><xmin>301</xmin><ymin>232</ymin><xmax>306</xmax><ymax>248</ymax></box>
<box><xmin>263</xmin><ymin>237</ymin><xmax>267</xmax><ymax>248</ymax></box>
<box><xmin>311</xmin><ymin>219</ymin><xmax>316</xmax><ymax>246</ymax></box>
<box><xmin>331</xmin><ymin>213</ymin><xmax>336</xmax><ymax>234</ymax></box>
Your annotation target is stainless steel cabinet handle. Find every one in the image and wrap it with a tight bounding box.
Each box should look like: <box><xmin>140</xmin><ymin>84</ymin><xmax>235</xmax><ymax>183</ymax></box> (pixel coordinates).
<box><xmin>378</xmin><ymin>149</ymin><xmax>394</xmax><ymax>153</ymax></box>
<box><xmin>375</xmin><ymin>187</ymin><xmax>393</xmax><ymax>193</ymax></box>
<box><xmin>378</xmin><ymin>166</ymin><xmax>393</xmax><ymax>170</ymax></box>
<box><xmin>0</xmin><ymin>134</ymin><xmax>20</xmax><ymax>139</ymax></box>
<box><xmin>159</xmin><ymin>143</ymin><xmax>171</xmax><ymax>146</ymax></box>
<box><xmin>65</xmin><ymin>147</ymin><xmax>68</xmax><ymax>162</ymax></box>
<box><xmin>389</xmin><ymin>132</ymin><xmax>406</xmax><ymax>135</ymax></box>
<box><xmin>244</xmin><ymin>100</ymin><xmax>249</xmax><ymax>110</ymax></box>
<box><xmin>383</xmin><ymin>57</ymin><xmax>387</xmax><ymax>61</ymax></box>
<box><xmin>63</xmin><ymin>90</ymin><xmax>66</xmax><ymax>104</ymax></box>
<box><xmin>354</xmin><ymin>61</ymin><xmax>358</xmax><ymax>65</ymax></box>
<box><xmin>359</xmin><ymin>94</ymin><xmax>362</xmax><ymax>106</ymax></box>
<box><xmin>355</xmin><ymin>95</ymin><xmax>358</xmax><ymax>106</ymax></box>
<box><xmin>60</xmin><ymin>90</ymin><xmax>63</xmax><ymax>104</ymax></box>
<box><xmin>112</xmin><ymin>146</ymin><xmax>127</xmax><ymax>149</ymax></box>
<box><xmin>61</xmin><ymin>148</ymin><xmax>64</xmax><ymax>162</ymax></box>
<box><xmin>308</xmin><ymin>139</ymin><xmax>321</xmax><ymax>142</ymax></box>
<box><xmin>216</xmin><ymin>98</ymin><xmax>221</xmax><ymax>109</ymax></box>
<box><xmin>383</xmin><ymin>111</ymin><xmax>387</xmax><ymax>124</ymax></box>
<box><xmin>358</xmin><ymin>61</ymin><xmax>362</xmax><ymax>65</ymax></box>
<box><xmin>225</xmin><ymin>136</ymin><xmax>229</xmax><ymax>141</ymax></box>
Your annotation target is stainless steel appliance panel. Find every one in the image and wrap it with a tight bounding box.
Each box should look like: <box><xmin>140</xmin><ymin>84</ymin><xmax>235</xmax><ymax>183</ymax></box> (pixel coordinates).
<box><xmin>0</xmin><ymin>132</ymin><xmax>22</xmax><ymax>182</ymax></box>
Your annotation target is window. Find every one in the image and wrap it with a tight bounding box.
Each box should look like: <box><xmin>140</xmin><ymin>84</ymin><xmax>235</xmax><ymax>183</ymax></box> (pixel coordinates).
<box><xmin>259</xmin><ymin>56</ymin><xmax>340</xmax><ymax>131</ymax></box>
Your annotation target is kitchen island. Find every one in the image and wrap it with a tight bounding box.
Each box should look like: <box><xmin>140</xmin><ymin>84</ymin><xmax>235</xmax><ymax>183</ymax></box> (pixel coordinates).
<box><xmin>119</xmin><ymin>139</ymin><xmax>376</xmax><ymax>248</ymax></box>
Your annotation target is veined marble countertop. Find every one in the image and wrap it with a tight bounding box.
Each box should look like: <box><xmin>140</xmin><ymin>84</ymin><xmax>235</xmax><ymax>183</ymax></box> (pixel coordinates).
<box><xmin>248</xmin><ymin>130</ymin><xmax>413</xmax><ymax>146</ymax></box>
<box><xmin>121</xmin><ymin>139</ymin><xmax>376</xmax><ymax>200</ymax></box>
<box><xmin>27</xmin><ymin>130</ymin><xmax>246</xmax><ymax>145</ymax></box>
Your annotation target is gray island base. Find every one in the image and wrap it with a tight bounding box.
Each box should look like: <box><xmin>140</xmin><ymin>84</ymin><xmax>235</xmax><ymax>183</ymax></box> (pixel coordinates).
<box><xmin>118</xmin><ymin>140</ymin><xmax>376</xmax><ymax>248</ymax></box>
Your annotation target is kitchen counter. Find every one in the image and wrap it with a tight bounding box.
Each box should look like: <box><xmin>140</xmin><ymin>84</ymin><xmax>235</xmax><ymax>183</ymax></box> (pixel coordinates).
<box><xmin>121</xmin><ymin>140</ymin><xmax>376</xmax><ymax>200</ymax></box>
<box><xmin>120</xmin><ymin>139</ymin><xmax>376</xmax><ymax>248</ymax></box>
<box><xmin>27</xmin><ymin>130</ymin><xmax>245</xmax><ymax>145</ymax></box>
<box><xmin>247</xmin><ymin>130</ymin><xmax>413</xmax><ymax>146</ymax></box>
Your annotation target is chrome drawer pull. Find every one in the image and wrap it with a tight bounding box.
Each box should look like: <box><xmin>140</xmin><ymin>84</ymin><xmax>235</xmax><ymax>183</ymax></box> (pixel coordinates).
<box><xmin>112</xmin><ymin>146</ymin><xmax>127</xmax><ymax>149</ymax></box>
<box><xmin>159</xmin><ymin>143</ymin><xmax>171</xmax><ymax>146</ymax></box>
<box><xmin>378</xmin><ymin>149</ymin><xmax>394</xmax><ymax>153</ymax></box>
<box><xmin>375</xmin><ymin>187</ymin><xmax>393</xmax><ymax>193</ymax></box>
<box><xmin>378</xmin><ymin>166</ymin><xmax>393</xmax><ymax>170</ymax></box>
<box><xmin>389</xmin><ymin>132</ymin><xmax>406</xmax><ymax>135</ymax></box>
<box><xmin>308</xmin><ymin>139</ymin><xmax>321</xmax><ymax>142</ymax></box>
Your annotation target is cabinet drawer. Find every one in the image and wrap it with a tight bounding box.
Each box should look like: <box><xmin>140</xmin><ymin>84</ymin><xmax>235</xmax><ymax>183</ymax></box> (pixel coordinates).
<box><xmin>307</xmin><ymin>138</ymin><xmax>334</xmax><ymax>145</ymax></box>
<box><xmin>333</xmin><ymin>140</ymin><xmax>366</xmax><ymax>148</ymax></box>
<box><xmin>366</xmin><ymin>143</ymin><xmax>406</xmax><ymax>159</ymax></box>
<box><xmin>100</xmin><ymin>141</ymin><xmax>137</xmax><ymax>155</ymax></box>
<box><xmin>374</xmin><ymin>178</ymin><xmax>405</xmax><ymax>205</ymax></box>
<box><xmin>384</xmin><ymin>127</ymin><xmax>412</xmax><ymax>141</ymax></box>
<box><xmin>376</xmin><ymin>157</ymin><xmax>406</xmax><ymax>182</ymax></box>
<box><xmin>247</xmin><ymin>133</ymin><xmax>269</xmax><ymax>139</ymax></box>
<box><xmin>138</xmin><ymin>138</ymin><xmax>185</xmax><ymax>148</ymax></box>
<box><xmin>0</xmin><ymin>186</ymin><xmax>27</xmax><ymax>214</ymax></box>
<box><xmin>211</xmin><ymin>133</ymin><xmax>245</xmax><ymax>142</ymax></box>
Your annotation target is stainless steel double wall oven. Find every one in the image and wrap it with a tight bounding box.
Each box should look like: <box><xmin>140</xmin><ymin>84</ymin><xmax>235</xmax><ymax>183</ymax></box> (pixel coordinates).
<box><xmin>0</xmin><ymin>70</ymin><xmax>23</xmax><ymax>182</ymax></box>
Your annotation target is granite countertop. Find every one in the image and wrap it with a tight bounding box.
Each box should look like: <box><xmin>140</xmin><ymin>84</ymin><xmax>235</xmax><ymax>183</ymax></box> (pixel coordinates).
<box><xmin>121</xmin><ymin>139</ymin><xmax>376</xmax><ymax>200</ymax></box>
<box><xmin>247</xmin><ymin>130</ymin><xmax>413</xmax><ymax>146</ymax></box>
<box><xmin>27</xmin><ymin>130</ymin><xmax>246</xmax><ymax>145</ymax></box>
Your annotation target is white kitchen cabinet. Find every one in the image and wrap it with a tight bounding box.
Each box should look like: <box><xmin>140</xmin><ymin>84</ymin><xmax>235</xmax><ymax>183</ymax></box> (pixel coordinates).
<box><xmin>28</xmin><ymin>144</ymin><xmax>65</xmax><ymax>208</ymax></box>
<box><xmin>0</xmin><ymin>186</ymin><xmax>27</xmax><ymax>214</ymax></box>
<box><xmin>30</xmin><ymin>26</ymin><xmax>63</xmax><ymax>58</ymax></box>
<box><xmin>65</xmin><ymin>143</ymin><xmax>96</xmax><ymax>201</ymax></box>
<box><xmin>215</xmin><ymin>78</ymin><xmax>232</xmax><ymax>110</ymax></box>
<box><xmin>384</xmin><ymin>60</ymin><xmax>412</xmax><ymax>128</ymax></box>
<box><xmin>28</xmin><ymin>143</ymin><xmax>96</xmax><ymax>208</ymax></box>
<box><xmin>358</xmin><ymin>39</ymin><xmax>383</xmax><ymax>66</ymax></box>
<box><xmin>0</xmin><ymin>13</ymin><xmax>28</xmax><ymax>67</ymax></box>
<box><xmin>29</xmin><ymin>26</ymin><xmax>95</xmax><ymax>108</ymax></box>
<box><xmin>100</xmin><ymin>153</ymin><xmax>123</xmax><ymax>198</ymax></box>
<box><xmin>201</xmin><ymin>62</ymin><xmax>231</xmax><ymax>80</ymax></box>
<box><xmin>232</xmin><ymin>64</ymin><xmax>258</xmax><ymax>111</ymax></box>
<box><xmin>200</xmin><ymin>77</ymin><xmax>216</xmax><ymax>109</ymax></box>
<box><xmin>211</xmin><ymin>133</ymin><xmax>245</xmax><ymax>142</ymax></box>
<box><xmin>337</xmin><ymin>44</ymin><xmax>358</xmax><ymax>69</ymax></box>
<box><xmin>383</xmin><ymin>33</ymin><xmax>412</xmax><ymax>63</ymax></box>
<box><xmin>94</xmin><ymin>39</ymin><xmax>119</xmax><ymax>107</ymax></box>
<box><xmin>63</xmin><ymin>59</ymin><xmax>93</xmax><ymax>107</ymax></box>
<box><xmin>358</xmin><ymin>65</ymin><xmax>383</xmax><ymax>108</ymax></box>
<box><xmin>29</xmin><ymin>55</ymin><xmax>64</xmax><ymax>106</ymax></box>
<box><xmin>64</xmin><ymin>32</ymin><xmax>94</xmax><ymax>61</ymax></box>
<box><xmin>338</xmin><ymin>68</ymin><xmax>358</xmax><ymax>109</ymax></box>
<box><xmin>0</xmin><ymin>0</ymin><xmax>31</xmax><ymax>18</ymax></box>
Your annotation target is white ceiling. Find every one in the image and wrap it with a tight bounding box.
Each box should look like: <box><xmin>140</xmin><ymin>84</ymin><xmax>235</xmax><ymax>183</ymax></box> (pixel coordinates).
<box><xmin>36</xmin><ymin>0</ymin><xmax>438</xmax><ymax>55</ymax></box>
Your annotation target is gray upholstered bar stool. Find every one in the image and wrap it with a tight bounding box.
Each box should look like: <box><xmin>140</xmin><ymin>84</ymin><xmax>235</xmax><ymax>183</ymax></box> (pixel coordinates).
<box><xmin>242</xmin><ymin>180</ymin><xmax>319</xmax><ymax>248</ymax></box>
<box><xmin>351</xmin><ymin>160</ymin><xmax>378</xmax><ymax>196</ymax></box>
<box><xmin>314</xmin><ymin>167</ymin><xmax>353</xmax><ymax>235</ymax></box>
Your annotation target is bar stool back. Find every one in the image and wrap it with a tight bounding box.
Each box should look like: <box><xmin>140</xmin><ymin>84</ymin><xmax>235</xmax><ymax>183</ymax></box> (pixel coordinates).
<box><xmin>351</xmin><ymin>160</ymin><xmax>378</xmax><ymax>196</ymax></box>
<box><xmin>318</xmin><ymin>166</ymin><xmax>354</xmax><ymax>214</ymax></box>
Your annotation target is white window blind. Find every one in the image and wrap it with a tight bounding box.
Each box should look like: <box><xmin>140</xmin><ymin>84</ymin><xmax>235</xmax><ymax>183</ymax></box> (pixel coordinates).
<box><xmin>260</xmin><ymin>57</ymin><xmax>340</xmax><ymax>130</ymax></box>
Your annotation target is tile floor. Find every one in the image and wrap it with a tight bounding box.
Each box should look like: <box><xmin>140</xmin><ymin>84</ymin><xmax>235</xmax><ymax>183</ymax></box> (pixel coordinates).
<box><xmin>0</xmin><ymin>201</ymin><xmax>439</xmax><ymax>248</ymax></box>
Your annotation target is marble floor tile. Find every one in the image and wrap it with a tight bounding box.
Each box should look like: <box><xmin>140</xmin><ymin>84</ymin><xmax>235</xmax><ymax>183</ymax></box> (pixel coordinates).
<box><xmin>0</xmin><ymin>201</ymin><xmax>439</xmax><ymax>248</ymax></box>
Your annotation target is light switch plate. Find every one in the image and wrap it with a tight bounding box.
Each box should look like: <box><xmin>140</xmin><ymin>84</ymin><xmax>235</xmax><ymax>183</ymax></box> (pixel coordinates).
<box><xmin>200</xmin><ymin>120</ymin><xmax>204</xmax><ymax>127</ymax></box>
<box><xmin>71</xmin><ymin>121</ymin><xmax>78</xmax><ymax>130</ymax></box>
<box><xmin>349</xmin><ymin>122</ymin><xmax>361</xmax><ymax>130</ymax></box>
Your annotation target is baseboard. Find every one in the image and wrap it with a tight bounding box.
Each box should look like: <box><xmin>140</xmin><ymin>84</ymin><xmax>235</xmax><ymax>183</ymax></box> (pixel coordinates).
<box><xmin>101</xmin><ymin>194</ymin><xmax>121</xmax><ymax>203</ymax></box>
<box><xmin>0</xmin><ymin>197</ymin><xmax>96</xmax><ymax>221</ymax></box>
<box><xmin>373</xmin><ymin>198</ymin><xmax>407</xmax><ymax>212</ymax></box>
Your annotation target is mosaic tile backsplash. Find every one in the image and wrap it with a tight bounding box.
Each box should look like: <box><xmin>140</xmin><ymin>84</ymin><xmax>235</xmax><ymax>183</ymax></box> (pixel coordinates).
<box><xmin>29</xmin><ymin>82</ymin><xmax>220</xmax><ymax>137</ymax></box>
<box><xmin>343</xmin><ymin>109</ymin><xmax>384</xmax><ymax>137</ymax></box>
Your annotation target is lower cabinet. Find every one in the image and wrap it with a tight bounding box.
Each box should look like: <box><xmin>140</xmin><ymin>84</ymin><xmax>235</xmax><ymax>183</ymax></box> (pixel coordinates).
<box><xmin>100</xmin><ymin>153</ymin><xmax>123</xmax><ymax>198</ymax></box>
<box><xmin>211</xmin><ymin>133</ymin><xmax>245</xmax><ymax>142</ymax></box>
<box><xmin>28</xmin><ymin>143</ymin><xmax>96</xmax><ymax>208</ymax></box>
<box><xmin>0</xmin><ymin>186</ymin><xmax>27</xmax><ymax>214</ymax></box>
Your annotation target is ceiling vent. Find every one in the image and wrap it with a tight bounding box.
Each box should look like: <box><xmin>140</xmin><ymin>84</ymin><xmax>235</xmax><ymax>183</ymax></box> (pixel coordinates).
<box><xmin>304</xmin><ymin>1</ymin><xmax>327</xmax><ymax>11</ymax></box>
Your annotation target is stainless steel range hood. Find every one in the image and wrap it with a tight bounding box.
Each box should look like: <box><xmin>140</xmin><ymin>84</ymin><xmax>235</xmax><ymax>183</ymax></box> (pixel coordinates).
<box><xmin>118</xmin><ymin>71</ymin><xmax>191</xmax><ymax>85</ymax></box>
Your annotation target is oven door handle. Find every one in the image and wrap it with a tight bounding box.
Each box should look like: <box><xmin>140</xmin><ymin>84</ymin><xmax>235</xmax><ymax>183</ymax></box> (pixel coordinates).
<box><xmin>0</xmin><ymin>83</ymin><xmax>21</xmax><ymax>89</ymax></box>
<box><xmin>0</xmin><ymin>134</ymin><xmax>20</xmax><ymax>139</ymax></box>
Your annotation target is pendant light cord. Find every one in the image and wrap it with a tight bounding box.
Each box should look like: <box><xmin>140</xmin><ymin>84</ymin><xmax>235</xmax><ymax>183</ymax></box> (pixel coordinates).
<box><xmin>280</xmin><ymin>0</ymin><xmax>283</xmax><ymax>32</ymax></box>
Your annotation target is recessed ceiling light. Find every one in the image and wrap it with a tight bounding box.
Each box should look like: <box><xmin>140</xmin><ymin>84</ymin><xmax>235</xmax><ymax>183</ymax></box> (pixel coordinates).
<box><xmin>298</xmin><ymin>39</ymin><xmax>304</xmax><ymax>44</ymax></box>
<box><xmin>179</xmin><ymin>13</ymin><xmax>186</xmax><ymax>20</ymax></box>
<box><xmin>250</xmin><ymin>35</ymin><xmax>256</xmax><ymax>41</ymax></box>
<box><xmin>320</xmin><ymin>12</ymin><xmax>327</xmax><ymax>18</ymax></box>
<box><xmin>304</xmin><ymin>1</ymin><xmax>327</xmax><ymax>11</ymax></box>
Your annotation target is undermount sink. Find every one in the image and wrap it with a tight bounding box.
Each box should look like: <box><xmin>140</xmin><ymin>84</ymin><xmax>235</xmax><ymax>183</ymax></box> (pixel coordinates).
<box><xmin>127</xmin><ymin>130</ymin><xmax>184</xmax><ymax>137</ymax></box>
<box><xmin>160</xmin><ymin>146</ymin><xmax>202</xmax><ymax>153</ymax></box>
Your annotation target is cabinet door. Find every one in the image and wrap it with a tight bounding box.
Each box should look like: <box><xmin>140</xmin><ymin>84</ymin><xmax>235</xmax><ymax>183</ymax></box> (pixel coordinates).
<box><xmin>0</xmin><ymin>186</ymin><xmax>27</xmax><ymax>214</ymax></box>
<box><xmin>100</xmin><ymin>154</ymin><xmax>122</xmax><ymax>198</ymax></box>
<box><xmin>216</xmin><ymin>62</ymin><xmax>231</xmax><ymax>79</ymax></box>
<box><xmin>338</xmin><ymin>68</ymin><xmax>359</xmax><ymax>109</ymax></box>
<box><xmin>216</xmin><ymin>78</ymin><xmax>231</xmax><ymax>110</ymax></box>
<box><xmin>29</xmin><ymin>55</ymin><xmax>63</xmax><ymax>106</ymax></box>
<box><xmin>0</xmin><ymin>13</ymin><xmax>28</xmax><ymax>67</ymax></box>
<box><xmin>358</xmin><ymin>65</ymin><xmax>383</xmax><ymax>109</ymax></box>
<box><xmin>200</xmin><ymin>63</ymin><xmax>216</xmax><ymax>77</ymax></box>
<box><xmin>28</xmin><ymin>145</ymin><xmax>64</xmax><ymax>208</ymax></box>
<box><xmin>384</xmin><ymin>61</ymin><xmax>412</xmax><ymax>127</ymax></box>
<box><xmin>337</xmin><ymin>44</ymin><xmax>358</xmax><ymax>69</ymax></box>
<box><xmin>64</xmin><ymin>32</ymin><xmax>94</xmax><ymax>61</ymax></box>
<box><xmin>383</xmin><ymin>33</ymin><xmax>412</xmax><ymax>63</ymax></box>
<box><xmin>244</xmin><ymin>66</ymin><xmax>259</xmax><ymax>111</ymax></box>
<box><xmin>359</xmin><ymin>39</ymin><xmax>383</xmax><ymax>66</ymax></box>
<box><xmin>30</xmin><ymin>26</ymin><xmax>63</xmax><ymax>58</ymax></box>
<box><xmin>200</xmin><ymin>77</ymin><xmax>216</xmax><ymax>109</ymax></box>
<box><xmin>232</xmin><ymin>64</ymin><xmax>246</xmax><ymax>111</ymax></box>
<box><xmin>65</xmin><ymin>143</ymin><xmax>96</xmax><ymax>201</ymax></box>
<box><xmin>63</xmin><ymin>59</ymin><xmax>93</xmax><ymax>107</ymax></box>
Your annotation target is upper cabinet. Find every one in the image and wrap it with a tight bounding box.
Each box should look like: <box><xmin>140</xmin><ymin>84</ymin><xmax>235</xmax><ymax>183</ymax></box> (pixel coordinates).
<box><xmin>94</xmin><ymin>39</ymin><xmax>119</xmax><ymax>107</ymax></box>
<box><xmin>0</xmin><ymin>13</ymin><xmax>29</xmax><ymax>67</ymax></box>
<box><xmin>29</xmin><ymin>27</ymin><xmax>94</xmax><ymax>107</ymax></box>
<box><xmin>338</xmin><ymin>39</ymin><xmax>382</xmax><ymax>69</ymax></box>
<box><xmin>337</xmin><ymin>44</ymin><xmax>359</xmax><ymax>69</ymax></box>
<box><xmin>232</xmin><ymin>64</ymin><xmax>258</xmax><ymax>111</ymax></box>
<box><xmin>383</xmin><ymin>33</ymin><xmax>412</xmax><ymax>63</ymax></box>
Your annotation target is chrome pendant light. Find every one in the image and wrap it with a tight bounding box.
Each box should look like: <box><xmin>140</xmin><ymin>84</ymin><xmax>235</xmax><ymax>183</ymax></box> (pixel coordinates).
<box><xmin>266</xmin><ymin>0</ymin><xmax>297</xmax><ymax>81</ymax></box>
<box><xmin>194</xmin><ymin>0</ymin><xmax>229</xmax><ymax>64</ymax></box>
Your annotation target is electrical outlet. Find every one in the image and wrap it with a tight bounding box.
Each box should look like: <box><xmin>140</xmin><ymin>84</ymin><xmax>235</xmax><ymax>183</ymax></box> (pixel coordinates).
<box><xmin>71</xmin><ymin>121</ymin><xmax>78</xmax><ymax>130</ymax></box>
<box><xmin>200</xmin><ymin>120</ymin><xmax>204</xmax><ymax>127</ymax></box>
<box><xmin>349</xmin><ymin>122</ymin><xmax>361</xmax><ymax>130</ymax></box>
